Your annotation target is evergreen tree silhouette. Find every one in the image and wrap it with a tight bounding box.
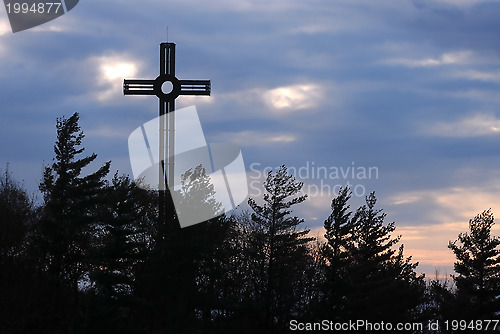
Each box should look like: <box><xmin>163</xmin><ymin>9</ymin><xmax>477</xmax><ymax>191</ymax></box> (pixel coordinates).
<box><xmin>247</xmin><ymin>165</ymin><xmax>312</xmax><ymax>332</ymax></box>
<box><xmin>323</xmin><ymin>190</ymin><xmax>425</xmax><ymax>326</ymax></box>
<box><xmin>38</xmin><ymin>112</ymin><xmax>110</xmax><ymax>291</ymax></box>
<box><xmin>346</xmin><ymin>192</ymin><xmax>424</xmax><ymax>323</ymax></box>
<box><xmin>322</xmin><ymin>187</ymin><xmax>354</xmax><ymax>319</ymax></box>
<box><xmin>449</xmin><ymin>209</ymin><xmax>500</xmax><ymax>320</ymax></box>
<box><xmin>34</xmin><ymin>112</ymin><xmax>110</xmax><ymax>332</ymax></box>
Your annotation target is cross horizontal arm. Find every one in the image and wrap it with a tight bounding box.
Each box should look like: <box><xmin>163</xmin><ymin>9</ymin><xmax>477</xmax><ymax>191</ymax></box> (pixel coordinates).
<box><xmin>179</xmin><ymin>80</ymin><xmax>211</xmax><ymax>96</ymax></box>
<box><xmin>123</xmin><ymin>79</ymin><xmax>155</xmax><ymax>96</ymax></box>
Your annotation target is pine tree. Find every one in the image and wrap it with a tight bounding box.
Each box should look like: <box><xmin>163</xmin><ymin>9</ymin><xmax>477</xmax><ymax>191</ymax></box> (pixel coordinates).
<box><xmin>36</xmin><ymin>112</ymin><xmax>110</xmax><ymax>294</ymax></box>
<box><xmin>247</xmin><ymin>165</ymin><xmax>312</xmax><ymax>331</ymax></box>
<box><xmin>321</xmin><ymin>187</ymin><xmax>354</xmax><ymax>319</ymax></box>
<box><xmin>322</xmin><ymin>190</ymin><xmax>425</xmax><ymax>324</ymax></box>
<box><xmin>346</xmin><ymin>192</ymin><xmax>424</xmax><ymax>323</ymax></box>
<box><xmin>448</xmin><ymin>209</ymin><xmax>500</xmax><ymax>320</ymax></box>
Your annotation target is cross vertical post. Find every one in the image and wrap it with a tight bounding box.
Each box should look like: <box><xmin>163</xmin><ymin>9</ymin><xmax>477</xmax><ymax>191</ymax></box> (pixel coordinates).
<box><xmin>124</xmin><ymin>42</ymin><xmax>211</xmax><ymax>230</ymax></box>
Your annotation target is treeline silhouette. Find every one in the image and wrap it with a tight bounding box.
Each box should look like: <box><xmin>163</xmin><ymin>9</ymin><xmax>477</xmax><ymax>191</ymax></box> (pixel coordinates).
<box><xmin>1</xmin><ymin>113</ymin><xmax>499</xmax><ymax>333</ymax></box>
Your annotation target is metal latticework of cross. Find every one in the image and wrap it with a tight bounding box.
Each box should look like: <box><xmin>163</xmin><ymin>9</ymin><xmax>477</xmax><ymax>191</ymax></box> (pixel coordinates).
<box><xmin>124</xmin><ymin>42</ymin><xmax>211</xmax><ymax>228</ymax></box>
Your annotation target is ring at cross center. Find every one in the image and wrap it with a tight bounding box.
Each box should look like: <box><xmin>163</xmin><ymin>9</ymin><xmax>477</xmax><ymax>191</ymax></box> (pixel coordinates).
<box><xmin>161</xmin><ymin>81</ymin><xmax>174</xmax><ymax>94</ymax></box>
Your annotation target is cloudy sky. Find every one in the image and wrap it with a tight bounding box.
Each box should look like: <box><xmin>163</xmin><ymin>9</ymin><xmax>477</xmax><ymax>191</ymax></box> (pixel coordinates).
<box><xmin>2</xmin><ymin>0</ymin><xmax>500</xmax><ymax>276</ymax></box>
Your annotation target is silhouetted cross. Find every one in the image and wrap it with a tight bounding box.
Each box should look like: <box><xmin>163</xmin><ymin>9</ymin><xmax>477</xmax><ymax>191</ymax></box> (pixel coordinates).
<box><xmin>123</xmin><ymin>42</ymin><xmax>211</xmax><ymax>228</ymax></box>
